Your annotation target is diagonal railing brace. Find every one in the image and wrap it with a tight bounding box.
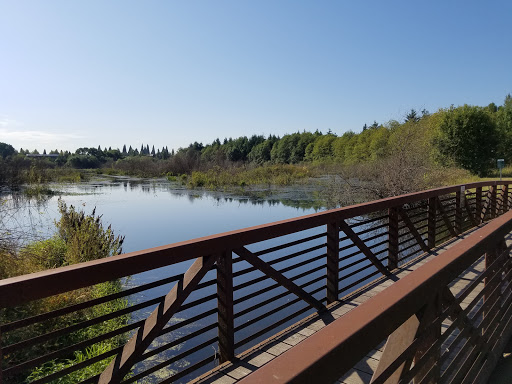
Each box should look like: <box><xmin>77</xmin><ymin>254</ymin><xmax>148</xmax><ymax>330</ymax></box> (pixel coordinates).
<box><xmin>463</xmin><ymin>193</ymin><xmax>478</xmax><ymax>227</ymax></box>
<box><xmin>339</xmin><ymin>220</ymin><xmax>390</xmax><ymax>276</ymax></box>
<box><xmin>98</xmin><ymin>254</ymin><xmax>219</xmax><ymax>384</ymax></box>
<box><xmin>480</xmin><ymin>187</ymin><xmax>494</xmax><ymax>223</ymax></box>
<box><xmin>233</xmin><ymin>247</ymin><xmax>325</xmax><ymax>312</ymax></box>
<box><xmin>398</xmin><ymin>207</ymin><xmax>430</xmax><ymax>253</ymax></box>
<box><xmin>436</xmin><ymin>197</ymin><xmax>458</xmax><ymax>238</ymax></box>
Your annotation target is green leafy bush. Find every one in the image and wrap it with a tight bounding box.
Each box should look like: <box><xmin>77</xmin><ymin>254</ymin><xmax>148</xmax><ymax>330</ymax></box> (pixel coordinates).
<box><xmin>0</xmin><ymin>200</ymin><xmax>128</xmax><ymax>383</ymax></box>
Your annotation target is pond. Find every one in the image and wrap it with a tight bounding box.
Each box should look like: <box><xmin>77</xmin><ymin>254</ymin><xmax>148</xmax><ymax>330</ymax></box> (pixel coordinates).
<box><xmin>2</xmin><ymin>176</ymin><xmax>323</xmax><ymax>254</ymax></box>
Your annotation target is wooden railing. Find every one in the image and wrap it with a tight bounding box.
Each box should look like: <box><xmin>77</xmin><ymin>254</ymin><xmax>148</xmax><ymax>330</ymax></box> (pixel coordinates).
<box><xmin>0</xmin><ymin>181</ymin><xmax>511</xmax><ymax>383</ymax></box>
<box><xmin>239</xmin><ymin>199</ymin><xmax>512</xmax><ymax>384</ymax></box>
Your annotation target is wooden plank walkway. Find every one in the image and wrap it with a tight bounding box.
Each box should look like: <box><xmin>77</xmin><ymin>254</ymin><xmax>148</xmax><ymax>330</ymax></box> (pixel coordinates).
<box><xmin>191</xmin><ymin>228</ymin><xmax>491</xmax><ymax>384</ymax></box>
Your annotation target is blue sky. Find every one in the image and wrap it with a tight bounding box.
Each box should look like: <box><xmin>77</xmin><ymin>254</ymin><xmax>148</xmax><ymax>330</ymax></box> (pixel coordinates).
<box><xmin>1</xmin><ymin>1</ymin><xmax>511</xmax><ymax>152</ymax></box>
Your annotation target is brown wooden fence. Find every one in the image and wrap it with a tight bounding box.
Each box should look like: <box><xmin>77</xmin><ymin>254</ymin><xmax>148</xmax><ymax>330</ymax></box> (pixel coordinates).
<box><xmin>0</xmin><ymin>181</ymin><xmax>511</xmax><ymax>383</ymax></box>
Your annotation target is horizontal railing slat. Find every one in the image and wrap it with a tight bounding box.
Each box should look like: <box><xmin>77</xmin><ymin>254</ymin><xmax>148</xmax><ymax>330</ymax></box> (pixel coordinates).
<box><xmin>3</xmin><ymin>295</ymin><xmax>164</xmax><ymax>354</ymax></box>
<box><xmin>0</xmin><ymin>274</ymin><xmax>183</xmax><ymax>333</ymax></box>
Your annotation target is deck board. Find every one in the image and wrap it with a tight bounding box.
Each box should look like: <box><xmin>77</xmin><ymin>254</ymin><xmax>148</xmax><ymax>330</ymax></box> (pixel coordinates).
<box><xmin>191</xmin><ymin>228</ymin><xmax>492</xmax><ymax>384</ymax></box>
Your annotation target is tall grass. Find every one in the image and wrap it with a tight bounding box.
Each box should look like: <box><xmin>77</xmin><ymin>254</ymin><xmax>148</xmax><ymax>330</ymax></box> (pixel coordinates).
<box><xmin>185</xmin><ymin>164</ymin><xmax>312</xmax><ymax>188</ymax></box>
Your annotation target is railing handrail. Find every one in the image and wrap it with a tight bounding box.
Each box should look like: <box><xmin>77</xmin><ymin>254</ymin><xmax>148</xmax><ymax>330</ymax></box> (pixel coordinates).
<box><xmin>236</xmin><ymin>206</ymin><xmax>512</xmax><ymax>384</ymax></box>
<box><xmin>0</xmin><ymin>180</ymin><xmax>508</xmax><ymax>308</ymax></box>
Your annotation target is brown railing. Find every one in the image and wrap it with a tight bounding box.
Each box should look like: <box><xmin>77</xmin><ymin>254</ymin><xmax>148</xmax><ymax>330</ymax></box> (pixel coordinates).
<box><xmin>0</xmin><ymin>181</ymin><xmax>511</xmax><ymax>383</ymax></box>
<box><xmin>239</xmin><ymin>199</ymin><xmax>512</xmax><ymax>384</ymax></box>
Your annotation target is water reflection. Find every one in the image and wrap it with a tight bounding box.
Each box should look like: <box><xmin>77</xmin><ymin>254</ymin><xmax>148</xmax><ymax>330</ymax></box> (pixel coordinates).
<box><xmin>1</xmin><ymin>177</ymin><xmax>328</xmax><ymax>253</ymax></box>
<box><xmin>0</xmin><ymin>193</ymin><xmax>54</xmax><ymax>247</ymax></box>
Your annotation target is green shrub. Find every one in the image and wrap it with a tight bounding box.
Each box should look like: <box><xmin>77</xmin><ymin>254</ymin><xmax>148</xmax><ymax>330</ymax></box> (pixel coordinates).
<box><xmin>56</xmin><ymin>200</ymin><xmax>124</xmax><ymax>265</ymax></box>
<box><xmin>0</xmin><ymin>200</ymin><xmax>128</xmax><ymax>383</ymax></box>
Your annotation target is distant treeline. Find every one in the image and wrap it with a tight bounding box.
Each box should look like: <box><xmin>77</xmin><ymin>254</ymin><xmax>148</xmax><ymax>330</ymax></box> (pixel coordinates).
<box><xmin>1</xmin><ymin>94</ymin><xmax>511</xmax><ymax>181</ymax></box>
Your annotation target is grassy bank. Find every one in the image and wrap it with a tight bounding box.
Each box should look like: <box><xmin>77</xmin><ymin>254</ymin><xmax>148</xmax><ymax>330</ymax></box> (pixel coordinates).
<box><xmin>183</xmin><ymin>164</ymin><xmax>312</xmax><ymax>188</ymax></box>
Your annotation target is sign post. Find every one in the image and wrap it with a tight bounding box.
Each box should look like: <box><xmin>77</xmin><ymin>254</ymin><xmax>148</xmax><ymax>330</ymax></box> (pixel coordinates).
<box><xmin>497</xmin><ymin>159</ymin><xmax>505</xmax><ymax>181</ymax></box>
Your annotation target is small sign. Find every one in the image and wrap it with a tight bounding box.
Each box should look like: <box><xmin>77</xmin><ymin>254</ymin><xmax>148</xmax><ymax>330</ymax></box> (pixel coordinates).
<box><xmin>498</xmin><ymin>159</ymin><xmax>505</xmax><ymax>169</ymax></box>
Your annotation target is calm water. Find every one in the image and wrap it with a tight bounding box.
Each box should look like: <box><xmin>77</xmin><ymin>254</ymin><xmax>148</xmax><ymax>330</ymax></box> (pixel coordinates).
<box><xmin>5</xmin><ymin>177</ymin><xmax>321</xmax><ymax>253</ymax></box>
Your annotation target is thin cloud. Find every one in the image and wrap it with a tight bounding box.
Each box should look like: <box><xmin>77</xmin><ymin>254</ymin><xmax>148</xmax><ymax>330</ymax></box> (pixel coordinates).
<box><xmin>0</xmin><ymin>127</ymin><xmax>87</xmax><ymax>151</ymax></box>
<box><xmin>0</xmin><ymin>117</ymin><xmax>22</xmax><ymax>127</ymax></box>
<box><xmin>0</xmin><ymin>129</ymin><xmax>85</xmax><ymax>141</ymax></box>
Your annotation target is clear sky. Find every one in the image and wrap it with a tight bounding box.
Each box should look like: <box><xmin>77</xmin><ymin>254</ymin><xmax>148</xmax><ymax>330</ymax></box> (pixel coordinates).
<box><xmin>1</xmin><ymin>1</ymin><xmax>511</xmax><ymax>153</ymax></box>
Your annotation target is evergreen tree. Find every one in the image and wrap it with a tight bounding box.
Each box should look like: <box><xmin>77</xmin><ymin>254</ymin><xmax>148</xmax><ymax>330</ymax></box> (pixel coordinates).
<box><xmin>122</xmin><ymin>145</ymin><xmax>127</xmax><ymax>155</ymax></box>
<box><xmin>405</xmin><ymin>109</ymin><xmax>420</xmax><ymax>123</ymax></box>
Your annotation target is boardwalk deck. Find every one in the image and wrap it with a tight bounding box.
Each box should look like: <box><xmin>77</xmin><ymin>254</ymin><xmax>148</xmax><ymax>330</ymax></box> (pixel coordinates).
<box><xmin>191</xmin><ymin>227</ymin><xmax>494</xmax><ymax>384</ymax></box>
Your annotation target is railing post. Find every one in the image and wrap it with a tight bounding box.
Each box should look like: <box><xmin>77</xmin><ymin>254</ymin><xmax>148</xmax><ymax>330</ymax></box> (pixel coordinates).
<box><xmin>326</xmin><ymin>221</ymin><xmax>340</xmax><ymax>303</ymax></box>
<box><xmin>476</xmin><ymin>187</ymin><xmax>483</xmax><ymax>220</ymax></box>
<box><xmin>217</xmin><ymin>251</ymin><xmax>234</xmax><ymax>363</ymax></box>
<box><xmin>427</xmin><ymin>197</ymin><xmax>437</xmax><ymax>249</ymax></box>
<box><xmin>413</xmin><ymin>294</ymin><xmax>441</xmax><ymax>384</ymax></box>
<box><xmin>0</xmin><ymin>328</ymin><xmax>3</xmax><ymax>383</ymax></box>
<box><xmin>503</xmin><ymin>184</ymin><xmax>509</xmax><ymax>213</ymax></box>
<box><xmin>455</xmin><ymin>189</ymin><xmax>463</xmax><ymax>234</ymax></box>
<box><xmin>491</xmin><ymin>186</ymin><xmax>497</xmax><ymax>219</ymax></box>
<box><xmin>388</xmin><ymin>207</ymin><xmax>399</xmax><ymax>270</ymax></box>
<box><xmin>371</xmin><ymin>293</ymin><xmax>441</xmax><ymax>384</ymax></box>
<box><xmin>483</xmin><ymin>239</ymin><xmax>506</xmax><ymax>325</ymax></box>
